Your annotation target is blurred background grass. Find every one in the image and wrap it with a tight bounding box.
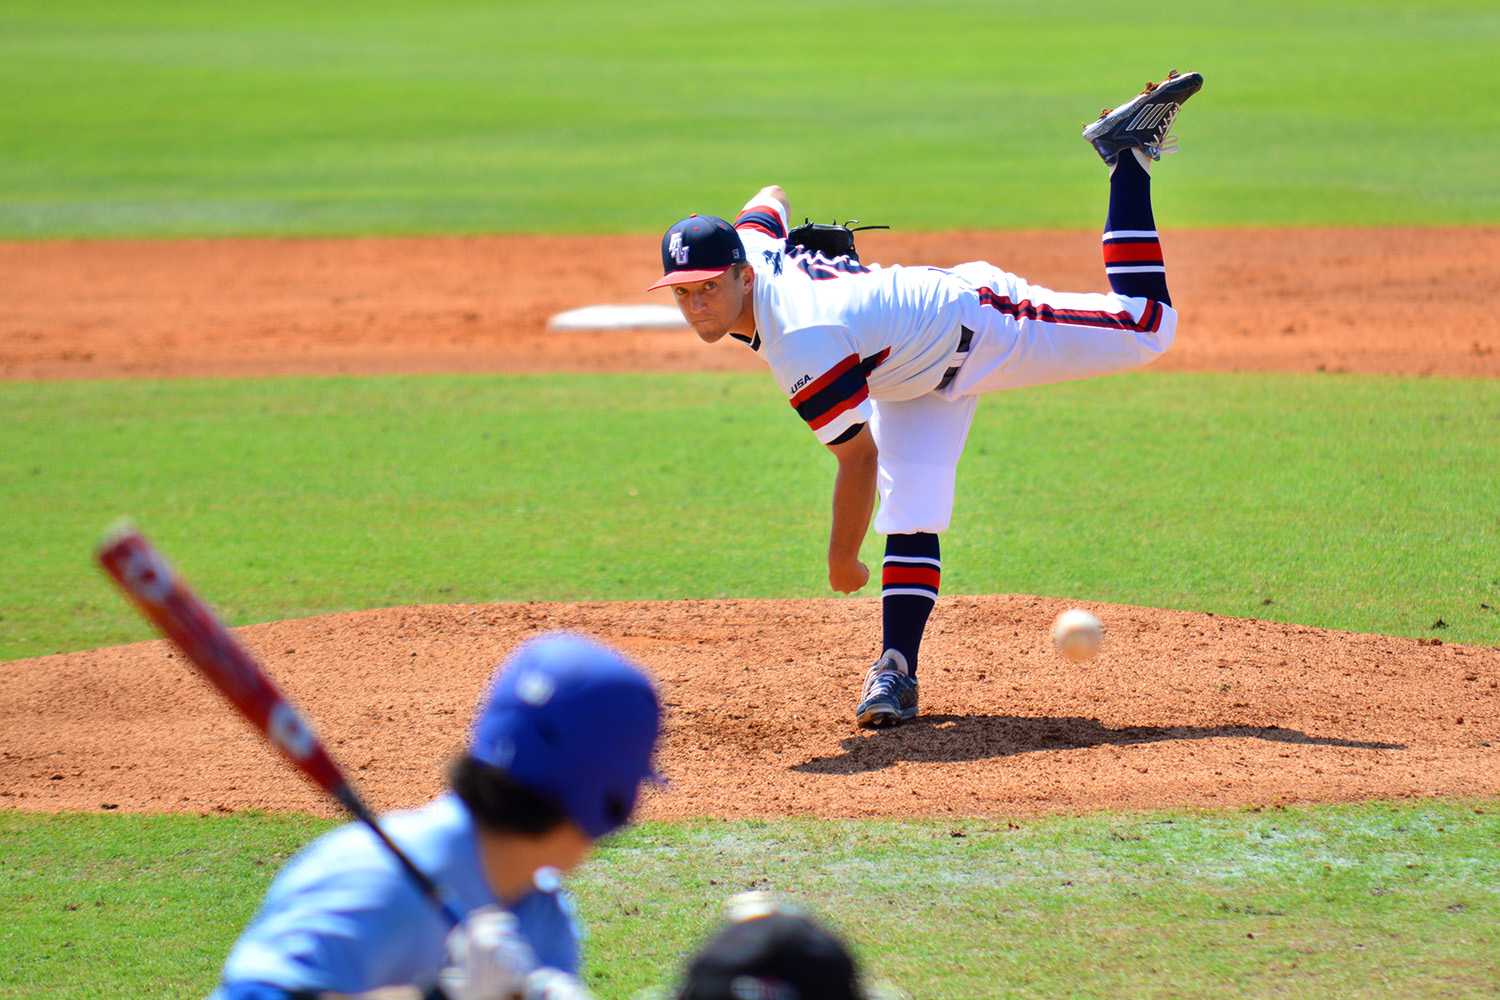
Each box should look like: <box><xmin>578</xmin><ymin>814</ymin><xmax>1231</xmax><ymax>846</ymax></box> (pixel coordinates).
<box><xmin>3</xmin><ymin>0</ymin><xmax>1498</xmax><ymax>236</ymax></box>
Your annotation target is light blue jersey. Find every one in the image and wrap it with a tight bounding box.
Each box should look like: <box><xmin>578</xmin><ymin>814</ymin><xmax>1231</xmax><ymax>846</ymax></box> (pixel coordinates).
<box><xmin>210</xmin><ymin>793</ymin><xmax>580</xmax><ymax>998</ymax></box>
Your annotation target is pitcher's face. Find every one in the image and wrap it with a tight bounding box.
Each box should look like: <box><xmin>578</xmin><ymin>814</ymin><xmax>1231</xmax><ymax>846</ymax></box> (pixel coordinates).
<box><xmin>671</xmin><ymin>265</ymin><xmax>752</xmax><ymax>343</ymax></box>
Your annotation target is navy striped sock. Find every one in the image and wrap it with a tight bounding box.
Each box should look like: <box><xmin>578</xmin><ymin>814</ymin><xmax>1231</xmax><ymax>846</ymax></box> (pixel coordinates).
<box><xmin>1103</xmin><ymin>151</ymin><xmax>1171</xmax><ymax>306</ymax></box>
<box><xmin>881</xmin><ymin>533</ymin><xmax>940</xmax><ymax>678</ymax></box>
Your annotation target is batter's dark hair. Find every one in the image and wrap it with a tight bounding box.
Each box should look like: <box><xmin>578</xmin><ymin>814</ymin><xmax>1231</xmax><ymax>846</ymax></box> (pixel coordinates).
<box><xmin>449</xmin><ymin>755</ymin><xmax>570</xmax><ymax>835</ymax></box>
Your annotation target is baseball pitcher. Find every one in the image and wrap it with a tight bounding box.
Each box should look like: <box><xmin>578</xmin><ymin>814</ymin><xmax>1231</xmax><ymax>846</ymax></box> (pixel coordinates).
<box><xmin>648</xmin><ymin>71</ymin><xmax>1203</xmax><ymax>727</ymax></box>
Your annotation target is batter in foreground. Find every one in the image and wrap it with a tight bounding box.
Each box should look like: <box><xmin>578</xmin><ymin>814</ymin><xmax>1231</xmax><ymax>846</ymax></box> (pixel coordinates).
<box><xmin>649</xmin><ymin>71</ymin><xmax>1203</xmax><ymax>728</ymax></box>
<box><xmin>210</xmin><ymin>634</ymin><xmax>661</xmax><ymax>999</ymax></box>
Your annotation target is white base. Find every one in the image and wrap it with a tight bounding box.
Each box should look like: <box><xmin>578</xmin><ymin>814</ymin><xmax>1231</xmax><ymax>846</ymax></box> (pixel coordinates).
<box><xmin>547</xmin><ymin>304</ymin><xmax>688</xmax><ymax>332</ymax></box>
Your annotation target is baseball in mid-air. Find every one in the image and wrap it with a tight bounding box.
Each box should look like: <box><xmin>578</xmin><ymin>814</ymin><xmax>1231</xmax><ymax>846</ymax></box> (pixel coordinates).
<box><xmin>1051</xmin><ymin>608</ymin><xmax>1104</xmax><ymax>662</ymax></box>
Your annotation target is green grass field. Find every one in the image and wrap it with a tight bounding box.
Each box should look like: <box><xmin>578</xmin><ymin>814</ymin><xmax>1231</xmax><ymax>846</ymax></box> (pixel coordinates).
<box><xmin>3</xmin><ymin>0</ymin><xmax>1499</xmax><ymax>236</ymax></box>
<box><xmin>5</xmin><ymin>2</ymin><xmax>1499</xmax><ymax>997</ymax></box>
<box><xmin>3</xmin><ymin>372</ymin><xmax>1498</xmax><ymax>661</ymax></box>
<box><xmin>4</xmin><ymin>803</ymin><xmax>1497</xmax><ymax>999</ymax></box>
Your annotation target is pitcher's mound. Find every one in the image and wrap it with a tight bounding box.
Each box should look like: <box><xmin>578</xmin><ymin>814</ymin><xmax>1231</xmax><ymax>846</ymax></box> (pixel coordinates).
<box><xmin>2</xmin><ymin>597</ymin><xmax>1496</xmax><ymax>818</ymax></box>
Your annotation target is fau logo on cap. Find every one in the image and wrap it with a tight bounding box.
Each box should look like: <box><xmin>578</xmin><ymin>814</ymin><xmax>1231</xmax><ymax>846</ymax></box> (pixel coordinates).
<box><xmin>669</xmin><ymin>231</ymin><xmax>691</xmax><ymax>265</ymax></box>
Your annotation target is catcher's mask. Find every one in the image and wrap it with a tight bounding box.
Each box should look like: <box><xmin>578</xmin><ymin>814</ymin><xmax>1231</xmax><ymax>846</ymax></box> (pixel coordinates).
<box><xmin>676</xmin><ymin>894</ymin><xmax>864</xmax><ymax>1000</ymax></box>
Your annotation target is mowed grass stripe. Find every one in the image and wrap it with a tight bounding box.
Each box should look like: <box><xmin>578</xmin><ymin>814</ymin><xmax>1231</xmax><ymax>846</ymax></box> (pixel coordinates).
<box><xmin>1</xmin><ymin>371</ymin><xmax>1497</xmax><ymax>661</ymax></box>
<box><xmin>1</xmin><ymin>0</ymin><xmax>1498</xmax><ymax>235</ymax></box>
<box><xmin>2</xmin><ymin>802</ymin><xmax>1496</xmax><ymax>998</ymax></box>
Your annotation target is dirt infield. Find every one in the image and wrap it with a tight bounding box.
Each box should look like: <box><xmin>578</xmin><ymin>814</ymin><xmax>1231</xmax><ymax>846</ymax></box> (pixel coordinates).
<box><xmin>3</xmin><ymin>597</ymin><xmax>1496</xmax><ymax>818</ymax></box>
<box><xmin>4</xmin><ymin>227</ymin><xmax>1499</xmax><ymax>381</ymax></box>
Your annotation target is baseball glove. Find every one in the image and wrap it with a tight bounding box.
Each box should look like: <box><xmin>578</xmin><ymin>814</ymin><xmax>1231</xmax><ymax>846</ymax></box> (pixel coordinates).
<box><xmin>786</xmin><ymin>219</ymin><xmax>890</xmax><ymax>263</ymax></box>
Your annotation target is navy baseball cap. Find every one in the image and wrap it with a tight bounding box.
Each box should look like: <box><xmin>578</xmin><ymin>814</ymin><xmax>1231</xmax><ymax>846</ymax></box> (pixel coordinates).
<box><xmin>647</xmin><ymin>214</ymin><xmax>746</xmax><ymax>290</ymax></box>
<box><xmin>470</xmin><ymin>633</ymin><xmax>662</xmax><ymax>839</ymax></box>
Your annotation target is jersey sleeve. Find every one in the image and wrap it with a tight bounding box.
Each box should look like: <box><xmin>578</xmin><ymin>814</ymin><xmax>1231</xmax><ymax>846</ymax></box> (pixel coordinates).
<box><xmin>218</xmin><ymin>835</ymin><xmax>448</xmax><ymax>995</ymax></box>
<box><xmin>768</xmin><ymin>326</ymin><xmax>874</xmax><ymax>445</ymax></box>
<box><xmin>512</xmin><ymin>885</ymin><xmax>583</xmax><ymax>974</ymax></box>
<box><xmin>734</xmin><ymin>194</ymin><xmax>789</xmax><ymax>256</ymax></box>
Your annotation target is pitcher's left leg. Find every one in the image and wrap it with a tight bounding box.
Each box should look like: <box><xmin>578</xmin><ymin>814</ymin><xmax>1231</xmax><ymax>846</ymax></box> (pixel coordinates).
<box><xmin>942</xmin><ymin>72</ymin><xmax>1200</xmax><ymax>400</ymax></box>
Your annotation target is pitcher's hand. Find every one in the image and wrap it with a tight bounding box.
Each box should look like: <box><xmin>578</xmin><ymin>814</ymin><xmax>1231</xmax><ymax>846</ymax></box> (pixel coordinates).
<box><xmin>829</xmin><ymin>557</ymin><xmax>869</xmax><ymax>594</ymax></box>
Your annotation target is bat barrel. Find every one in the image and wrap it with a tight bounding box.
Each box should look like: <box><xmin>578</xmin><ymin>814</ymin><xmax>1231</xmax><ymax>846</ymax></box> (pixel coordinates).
<box><xmin>97</xmin><ymin>527</ymin><xmax>350</xmax><ymax>796</ymax></box>
<box><xmin>97</xmin><ymin>523</ymin><xmax>462</xmax><ymax>951</ymax></box>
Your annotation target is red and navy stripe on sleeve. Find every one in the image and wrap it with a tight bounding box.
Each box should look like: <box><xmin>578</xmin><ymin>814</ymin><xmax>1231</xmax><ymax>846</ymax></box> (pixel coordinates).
<box><xmin>790</xmin><ymin>353</ymin><xmax>868</xmax><ymax>432</ymax></box>
<box><xmin>735</xmin><ymin>204</ymin><xmax>787</xmax><ymax>240</ymax></box>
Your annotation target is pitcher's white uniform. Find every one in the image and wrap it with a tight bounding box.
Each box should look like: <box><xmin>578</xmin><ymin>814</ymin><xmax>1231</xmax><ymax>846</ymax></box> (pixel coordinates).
<box><xmin>731</xmin><ymin>197</ymin><xmax>1176</xmax><ymax>535</ymax></box>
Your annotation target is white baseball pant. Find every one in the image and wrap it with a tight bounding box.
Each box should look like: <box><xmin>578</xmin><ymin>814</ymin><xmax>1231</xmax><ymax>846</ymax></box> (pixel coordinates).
<box><xmin>871</xmin><ymin>263</ymin><xmax>1175</xmax><ymax>535</ymax></box>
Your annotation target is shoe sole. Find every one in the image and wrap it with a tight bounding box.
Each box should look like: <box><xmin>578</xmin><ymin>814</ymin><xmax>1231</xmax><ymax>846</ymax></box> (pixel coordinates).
<box><xmin>856</xmin><ymin>703</ymin><xmax>919</xmax><ymax>728</ymax></box>
<box><xmin>1081</xmin><ymin>72</ymin><xmax>1203</xmax><ymax>141</ymax></box>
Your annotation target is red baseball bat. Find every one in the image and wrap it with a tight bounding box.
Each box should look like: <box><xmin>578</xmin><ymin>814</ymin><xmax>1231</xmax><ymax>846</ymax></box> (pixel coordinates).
<box><xmin>96</xmin><ymin>523</ymin><xmax>462</xmax><ymax>929</ymax></box>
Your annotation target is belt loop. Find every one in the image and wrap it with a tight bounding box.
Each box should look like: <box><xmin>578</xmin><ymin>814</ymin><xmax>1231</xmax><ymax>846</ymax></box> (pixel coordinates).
<box><xmin>937</xmin><ymin>326</ymin><xmax>973</xmax><ymax>392</ymax></box>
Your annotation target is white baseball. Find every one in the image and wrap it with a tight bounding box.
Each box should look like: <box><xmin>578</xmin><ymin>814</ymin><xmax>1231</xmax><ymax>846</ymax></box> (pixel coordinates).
<box><xmin>1051</xmin><ymin>608</ymin><xmax>1104</xmax><ymax>662</ymax></box>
